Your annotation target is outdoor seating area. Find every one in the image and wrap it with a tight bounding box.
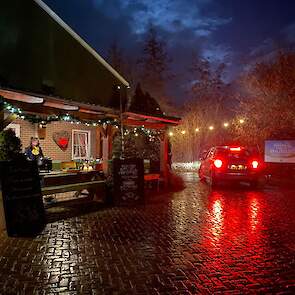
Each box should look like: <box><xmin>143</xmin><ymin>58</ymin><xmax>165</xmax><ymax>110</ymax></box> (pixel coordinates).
<box><xmin>41</xmin><ymin>169</ymin><xmax>106</xmax><ymax>205</ymax></box>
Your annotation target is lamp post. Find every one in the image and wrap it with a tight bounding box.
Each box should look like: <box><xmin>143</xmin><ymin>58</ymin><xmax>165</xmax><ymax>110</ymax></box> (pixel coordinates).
<box><xmin>118</xmin><ymin>85</ymin><xmax>124</xmax><ymax>158</ymax></box>
<box><xmin>0</xmin><ymin>96</ymin><xmax>3</xmax><ymax>131</ymax></box>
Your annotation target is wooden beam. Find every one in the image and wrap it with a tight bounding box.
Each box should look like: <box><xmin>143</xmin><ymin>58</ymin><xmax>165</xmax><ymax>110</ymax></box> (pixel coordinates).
<box><xmin>123</xmin><ymin>118</ymin><xmax>166</xmax><ymax>130</ymax></box>
<box><xmin>0</xmin><ymin>89</ymin><xmax>44</xmax><ymax>104</ymax></box>
<box><xmin>0</xmin><ymin>88</ymin><xmax>120</xmax><ymax>116</ymax></box>
<box><xmin>124</xmin><ymin>112</ymin><xmax>180</xmax><ymax>125</ymax></box>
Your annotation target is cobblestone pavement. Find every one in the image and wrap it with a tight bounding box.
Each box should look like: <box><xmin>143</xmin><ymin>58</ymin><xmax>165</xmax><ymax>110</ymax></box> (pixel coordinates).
<box><xmin>0</xmin><ymin>173</ymin><xmax>295</xmax><ymax>294</ymax></box>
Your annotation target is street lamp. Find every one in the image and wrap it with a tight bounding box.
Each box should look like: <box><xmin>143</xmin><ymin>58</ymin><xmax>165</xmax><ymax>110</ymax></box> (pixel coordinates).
<box><xmin>118</xmin><ymin>85</ymin><xmax>124</xmax><ymax>158</ymax></box>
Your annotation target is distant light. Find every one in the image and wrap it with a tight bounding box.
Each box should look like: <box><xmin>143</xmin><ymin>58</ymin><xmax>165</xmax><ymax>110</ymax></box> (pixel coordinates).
<box><xmin>169</xmin><ymin>132</ymin><xmax>174</xmax><ymax>136</ymax></box>
<box><xmin>181</xmin><ymin>130</ymin><xmax>186</xmax><ymax>135</ymax></box>
<box><xmin>117</xmin><ymin>85</ymin><xmax>121</xmax><ymax>90</ymax></box>
<box><xmin>209</xmin><ymin>126</ymin><xmax>214</xmax><ymax>130</ymax></box>
<box><xmin>195</xmin><ymin>128</ymin><xmax>200</xmax><ymax>132</ymax></box>
<box><xmin>135</xmin><ymin>133</ymin><xmax>138</xmax><ymax>137</ymax></box>
<box><xmin>239</xmin><ymin>119</ymin><xmax>245</xmax><ymax>124</ymax></box>
<box><xmin>223</xmin><ymin>122</ymin><xmax>229</xmax><ymax>127</ymax></box>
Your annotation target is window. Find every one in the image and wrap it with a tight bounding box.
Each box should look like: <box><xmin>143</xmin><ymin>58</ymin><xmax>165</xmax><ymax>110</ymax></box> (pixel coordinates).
<box><xmin>72</xmin><ymin>130</ymin><xmax>91</xmax><ymax>159</ymax></box>
<box><xmin>5</xmin><ymin>123</ymin><xmax>20</xmax><ymax>137</ymax></box>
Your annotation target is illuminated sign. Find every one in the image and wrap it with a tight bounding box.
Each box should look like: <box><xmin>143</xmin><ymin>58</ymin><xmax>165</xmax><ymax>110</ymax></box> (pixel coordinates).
<box><xmin>265</xmin><ymin>140</ymin><xmax>295</xmax><ymax>163</ymax></box>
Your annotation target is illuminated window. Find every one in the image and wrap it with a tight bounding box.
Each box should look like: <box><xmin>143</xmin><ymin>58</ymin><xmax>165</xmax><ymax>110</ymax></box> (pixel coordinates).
<box><xmin>72</xmin><ymin>130</ymin><xmax>91</xmax><ymax>159</ymax></box>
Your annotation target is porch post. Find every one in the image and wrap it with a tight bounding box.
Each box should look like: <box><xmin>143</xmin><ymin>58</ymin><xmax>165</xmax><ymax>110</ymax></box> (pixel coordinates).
<box><xmin>95</xmin><ymin>127</ymin><xmax>101</xmax><ymax>158</ymax></box>
<box><xmin>0</xmin><ymin>96</ymin><xmax>7</xmax><ymax>233</ymax></box>
<box><xmin>102</xmin><ymin>135</ymin><xmax>109</xmax><ymax>175</ymax></box>
<box><xmin>160</xmin><ymin>129</ymin><xmax>169</xmax><ymax>187</ymax></box>
<box><xmin>0</xmin><ymin>96</ymin><xmax>4</xmax><ymax>131</ymax></box>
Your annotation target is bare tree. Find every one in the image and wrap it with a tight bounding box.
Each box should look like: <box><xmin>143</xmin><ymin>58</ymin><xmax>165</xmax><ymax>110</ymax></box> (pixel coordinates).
<box><xmin>171</xmin><ymin>55</ymin><xmax>234</xmax><ymax>162</ymax></box>
<box><xmin>234</xmin><ymin>51</ymin><xmax>295</xmax><ymax>148</ymax></box>
<box><xmin>137</xmin><ymin>24</ymin><xmax>172</xmax><ymax>113</ymax></box>
<box><xmin>107</xmin><ymin>41</ymin><xmax>126</xmax><ymax>75</ymax></box>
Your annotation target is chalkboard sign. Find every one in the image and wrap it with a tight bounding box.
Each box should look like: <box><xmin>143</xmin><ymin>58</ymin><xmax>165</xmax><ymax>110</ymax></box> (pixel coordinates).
<box><xmin>0</xmin><ymin>158</ymin><xmax>45</xmax><ymax>236</ymax></box>
<box><xmin>113</xmin><ymin>158</ymin><xmax>144</xmax><ymax>205</ymax></box>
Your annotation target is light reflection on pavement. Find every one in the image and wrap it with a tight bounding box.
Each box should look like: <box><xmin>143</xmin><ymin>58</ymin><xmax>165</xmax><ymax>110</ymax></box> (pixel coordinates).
<box><xmin>0</xmin><ymin>172</ymin><xmax>294</xmax><ymax>293</ymax></box>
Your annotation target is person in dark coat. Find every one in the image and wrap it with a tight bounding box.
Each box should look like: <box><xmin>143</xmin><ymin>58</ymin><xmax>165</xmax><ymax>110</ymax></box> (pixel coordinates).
<box><xmin>25</xmin><ymin>137</ymin><xmax>44</xmax><ymax>164</ymax></box>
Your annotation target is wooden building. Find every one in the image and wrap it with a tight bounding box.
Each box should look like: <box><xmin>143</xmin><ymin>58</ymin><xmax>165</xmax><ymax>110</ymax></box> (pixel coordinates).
<box><xmin>0</xmin><ymin>0</ymin><xmax>180</xmax><ymax>205</ymax></box>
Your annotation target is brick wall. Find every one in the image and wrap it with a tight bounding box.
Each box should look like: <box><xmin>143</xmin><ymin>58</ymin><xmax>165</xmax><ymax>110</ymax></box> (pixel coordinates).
<box><xmin>11</xmin><ymin>119</ymin><xmax>101</xmax><ymax>161</ymax></box>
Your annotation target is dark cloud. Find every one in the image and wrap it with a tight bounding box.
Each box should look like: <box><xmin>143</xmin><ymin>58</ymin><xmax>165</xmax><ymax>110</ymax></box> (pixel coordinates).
<box><xmin>43</xmin><ymin>0</ymin><xmax>295</xmax><ymax>103</ymax></box>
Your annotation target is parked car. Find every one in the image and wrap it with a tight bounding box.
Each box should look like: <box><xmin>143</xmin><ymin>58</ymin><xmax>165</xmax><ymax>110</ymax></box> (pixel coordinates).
<box><xmin>198</xmin><ymin>146</ymin><xmax>264</xmax><ymax>187</ymax></box>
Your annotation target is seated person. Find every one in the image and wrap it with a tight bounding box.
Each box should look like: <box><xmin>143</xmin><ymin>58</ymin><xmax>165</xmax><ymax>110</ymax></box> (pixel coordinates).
<box><xmin>25</xmin><ymin>137</ymin><xmax>44</xmax><ymax>165</ymax></box>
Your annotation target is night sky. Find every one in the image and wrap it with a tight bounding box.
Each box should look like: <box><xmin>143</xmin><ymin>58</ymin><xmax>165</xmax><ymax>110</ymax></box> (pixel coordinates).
<box><xmin>43</xmin><ymin>0</ymin><xmax>295</xmax><ymax>103</ymax></box>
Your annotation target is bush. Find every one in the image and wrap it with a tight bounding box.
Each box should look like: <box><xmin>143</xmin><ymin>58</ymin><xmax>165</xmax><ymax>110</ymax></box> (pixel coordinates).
<box><xmin>0</xmin><ymin>129</ymin><xmax>22</xmax><ymax>161</ymax></box>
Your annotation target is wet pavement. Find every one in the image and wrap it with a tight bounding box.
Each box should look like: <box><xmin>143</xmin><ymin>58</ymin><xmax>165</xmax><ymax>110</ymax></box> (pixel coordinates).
<box><xmin>0</xmin><ymin>172</ymin><xmax>295</xmax><ymax>294</ymax></box>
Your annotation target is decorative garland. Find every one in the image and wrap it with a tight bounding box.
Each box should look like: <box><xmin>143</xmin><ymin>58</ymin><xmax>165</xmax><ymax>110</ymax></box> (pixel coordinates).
<box><xmin>4</xmin><ymin>101</ymin><xmax>163</xmax><ymax>140</ymax></box>
<box><xmin>3</xmin><ymin>101</ymin><xmax>119</xmax><ymax>127</ymax></box>
<box><xmin>123</xmin><ymin>126</ymin><xmax>163</xmax><ymax>141</ymax></box>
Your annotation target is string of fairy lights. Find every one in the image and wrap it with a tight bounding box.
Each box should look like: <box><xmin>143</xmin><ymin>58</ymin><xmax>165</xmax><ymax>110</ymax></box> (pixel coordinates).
<box><xmin>3</xmin><ymin>101</ymin><xmax>163</xmax><ymax>139</ymax></box>
<box><xmin>4</xmin><ymin>101</ymin><xmax>245</xmax><ymax>139</ymax></box>
<box><xmin>3</xmin><ymin>101</ymin><xmax>120</xmax><ymax>127</ymax></box>
<box><xmin>168</xmin><ymin>119</ymin><xmax>246</xmax><ymax>137</ymax></box>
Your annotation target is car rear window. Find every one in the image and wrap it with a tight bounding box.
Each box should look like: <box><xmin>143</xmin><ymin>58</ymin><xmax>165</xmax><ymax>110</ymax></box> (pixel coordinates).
<box><xmin>215</xmin><ymin>148</ymin><xmax>256</xmax><ymax>159</ymax></box>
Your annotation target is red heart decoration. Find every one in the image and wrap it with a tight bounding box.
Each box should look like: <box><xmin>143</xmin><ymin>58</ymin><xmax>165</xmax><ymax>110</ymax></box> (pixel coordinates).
<box><xmin>58</xmin><ymin>137</ymin><xmax>69</xmax><ymax>148</ymax></box>
<box><xmin>53</xmin><ymin>131</ymin><xmax>70</xmax><ymax>151</ymax></box>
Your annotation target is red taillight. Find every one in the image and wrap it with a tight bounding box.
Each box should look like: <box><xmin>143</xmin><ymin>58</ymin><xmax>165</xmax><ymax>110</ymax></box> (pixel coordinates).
<box><xmin>214</xmin><ymin>159</ymin><xmax>223</xmax><ymax>168</ymax></box>
<box><xmin>251</xmin><ymin>160</ymin><xmax>259</xmax><ymax>169</ymax></box>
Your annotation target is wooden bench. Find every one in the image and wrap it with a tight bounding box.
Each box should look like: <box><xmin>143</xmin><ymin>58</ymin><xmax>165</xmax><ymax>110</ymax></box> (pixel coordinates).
<box><xmin>42</xmin><ymin>180</ymin><xmax>106</xmax><ymax>201</ymax></box>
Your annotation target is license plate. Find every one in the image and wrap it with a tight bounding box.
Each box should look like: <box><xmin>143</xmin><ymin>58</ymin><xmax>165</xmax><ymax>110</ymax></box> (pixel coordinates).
<box><xmin>230</xmin><ymin>165</ymin><xmax>246</xmax><ymax>170</ymax></box>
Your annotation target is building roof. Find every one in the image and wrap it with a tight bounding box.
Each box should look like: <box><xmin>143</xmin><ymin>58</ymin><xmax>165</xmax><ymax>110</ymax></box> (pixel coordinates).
<box><xmin>34</xmin><ymin>0</ymin><xmax>129</xmax><ymax>87</ymax></box>
<box><xmin>0</xmin><ymin>0</ymin><xmax>129</xmax><ymax>110</ymax></box>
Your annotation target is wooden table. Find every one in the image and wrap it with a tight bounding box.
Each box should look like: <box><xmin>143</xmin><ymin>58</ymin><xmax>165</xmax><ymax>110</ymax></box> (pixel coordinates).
<box><xmin>40</xmin><ymin>170</ymin><xmax>103</xmax><ymax>187</ymax></box>
<box><xmin>40</xmin><ymin>170</ymin><xmax>106</xmax><ymax>202</ymax></box>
